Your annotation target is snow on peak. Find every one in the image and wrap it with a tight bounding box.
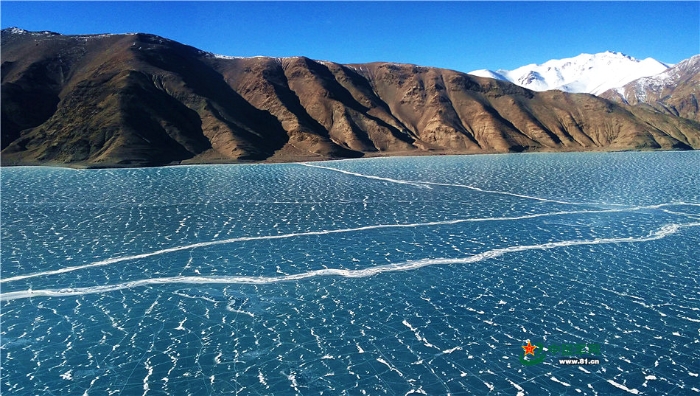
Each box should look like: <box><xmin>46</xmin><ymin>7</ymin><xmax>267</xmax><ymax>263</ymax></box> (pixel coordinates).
<box><xmin>468</xmin><ymin>51</ymin><xmax>670</xmax><ymax>95</ymax></box>
<box><xmin>468</xmin><ymin>69</ymin><xmax>509</xmax><ymax>81</ymax></box>
<box><xmin>202</xmin><ymin>52</ymin><xmax>279</xmax><ymax>61</ymax></box>
<box><xmin>4</xmin><ymin>27</ymin><xmax>28</xmax><ymax>34</ymax></box>
<box><xmin>623</xmin><ymin>54</ymin><xmax>700</xmax><ymax>101</ymax></box>
<box><xmin>2</xmin><ymin>27</ymin><xmax>61</xmax><ymax>37</ymax></box>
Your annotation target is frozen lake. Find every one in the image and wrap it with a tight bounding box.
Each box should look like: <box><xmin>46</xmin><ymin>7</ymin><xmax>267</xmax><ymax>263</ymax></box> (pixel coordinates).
<box><xmin>2</xmin><ymin>152</ymin><xmax>699</xmax><ymax>394</ymax></box>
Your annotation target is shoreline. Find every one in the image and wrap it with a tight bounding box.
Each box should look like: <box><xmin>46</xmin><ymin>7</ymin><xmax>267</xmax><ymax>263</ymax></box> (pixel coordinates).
<box><xmin>0</xmin><ymin>147</ymin><xmax>695</xmax><ymax>170</ymax></box>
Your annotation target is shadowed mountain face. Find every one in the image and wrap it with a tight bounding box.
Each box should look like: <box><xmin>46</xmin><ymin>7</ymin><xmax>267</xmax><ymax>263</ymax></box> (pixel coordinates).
<box><xmin>2</xmin><ymin>29</ymin><xmax>699</xmax><ymax>167</ymax></box>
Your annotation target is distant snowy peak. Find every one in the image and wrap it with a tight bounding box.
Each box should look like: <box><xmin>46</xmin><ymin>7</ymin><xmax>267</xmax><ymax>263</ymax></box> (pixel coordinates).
<box><xmin>1</xmin><ymin>27</ymin><xmax>138</xmax><ymax>40</ymax></box>
<box><xmin>1</xmin><ymin>26</ymin><xmax>60</xmax><ymax>37</ymax></box>
<box><xmin>469</xmin><ymin>51</ymin><xmax>670</xmax><ymax>95</ymax></box>
<box><xmin>599</xmin><ymin>54</ymin><xmax>700</xmax><ymax>121</ymax></box>
<box><xmin>624</xmin><ymin>54</ymin><xmax>700</xmax><ymax>97</ymax></box>
<box><xmin>467</xmin><ymin>69</ymin><xmax>508</xmax><ymax>81</ymax></box>
<box><xmin>4</xmin><ymin>27</ymin><xmax>28</xmax><ymax>34</ymax></box>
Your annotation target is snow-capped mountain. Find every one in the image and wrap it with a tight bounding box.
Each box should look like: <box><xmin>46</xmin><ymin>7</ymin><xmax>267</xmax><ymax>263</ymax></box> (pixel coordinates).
<box><xmin>600</xmin><ymin>55</ymin><xmax>700</xmax><ymax>122</ymax></box>
<box><xmin>469</xmin><ymin>51</ymin><xmax>670</xmax><ymax>95</ymax></box>
<box><xmin>2</xmin><ymin>27</ymin><xmax>60</xmax><ymax>36</ymax></box>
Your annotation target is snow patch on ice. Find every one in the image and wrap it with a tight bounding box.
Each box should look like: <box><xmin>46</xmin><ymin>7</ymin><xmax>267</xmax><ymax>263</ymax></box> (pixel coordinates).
<box><xmin>607</xmin><ymin>379</ymin><xmax>640</xmax><ymax>394</ymax></box>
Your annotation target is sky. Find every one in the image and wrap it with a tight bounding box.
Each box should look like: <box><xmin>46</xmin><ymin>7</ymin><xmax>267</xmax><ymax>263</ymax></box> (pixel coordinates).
<box><xmin>2</xmin><ymin>1</ymin><xmax>699</xmax><ymax>72</ymax></box>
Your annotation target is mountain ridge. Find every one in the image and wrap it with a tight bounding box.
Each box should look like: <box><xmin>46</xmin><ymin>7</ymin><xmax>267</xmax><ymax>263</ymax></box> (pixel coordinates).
<box><xmin>2</xmin><ymin>28</ymin><xmax>699</xmax><ymax>168</ymax></box>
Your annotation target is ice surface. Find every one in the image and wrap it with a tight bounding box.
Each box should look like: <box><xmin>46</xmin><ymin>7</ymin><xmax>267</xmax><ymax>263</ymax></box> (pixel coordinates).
<box><xmin>1</xmin><ymin>152</ymin><xmax>699</xmax><ymax>394</ymax></box>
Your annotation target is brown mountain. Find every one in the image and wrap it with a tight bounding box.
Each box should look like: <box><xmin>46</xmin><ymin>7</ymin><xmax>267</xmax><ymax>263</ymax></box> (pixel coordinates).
<box><xmin>2</xmin><ymin>28</ymin><xmax>699</xmax><ymax>167</ymax></box>
<box><xmin>600</xmin><ymin>55</ymin><xmax>700</xmax><ymax>122</ymax></box>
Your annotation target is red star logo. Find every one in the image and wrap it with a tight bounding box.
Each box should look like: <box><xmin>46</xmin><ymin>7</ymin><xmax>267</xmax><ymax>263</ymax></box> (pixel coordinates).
<box><xmin>522</xmin><ymin>341</ymin><xmax>538</xmax><ymax>356</ymax></box>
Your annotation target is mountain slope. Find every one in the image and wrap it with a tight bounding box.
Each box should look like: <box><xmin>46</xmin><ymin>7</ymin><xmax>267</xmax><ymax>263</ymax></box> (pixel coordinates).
<box><xmin>469</xmin><ymin>51</ymin><xmax>670</xmax><ymax>95</ymax></box>
<box><xmin>600</xmin><ymin>55</ymin><xmax>700</xmax><ymax>122</ymax></box>
<box><xmin>2</xmin><ymin>29</ymin><xmax>699</xmax><ymax>167</ymax></box>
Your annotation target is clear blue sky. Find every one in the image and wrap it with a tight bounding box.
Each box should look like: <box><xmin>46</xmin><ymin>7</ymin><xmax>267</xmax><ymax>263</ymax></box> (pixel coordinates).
<box><xmin>2</xmin><ymin>1</ymin><xmax>698</xmax><ymax>72</ymax></box>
